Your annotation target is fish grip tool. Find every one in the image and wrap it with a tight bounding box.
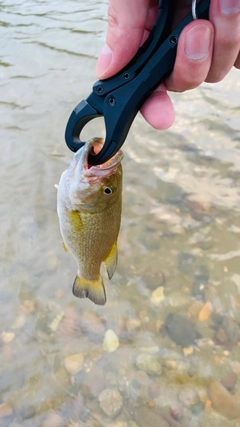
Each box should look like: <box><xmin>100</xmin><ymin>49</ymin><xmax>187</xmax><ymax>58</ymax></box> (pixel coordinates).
<box><xmin>65</xmin><ymin>0</ymin><xmax>210</xmax><ymax>165</ymax></box>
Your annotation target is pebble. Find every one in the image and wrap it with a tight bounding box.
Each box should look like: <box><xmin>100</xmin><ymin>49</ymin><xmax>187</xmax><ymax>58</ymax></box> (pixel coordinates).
<box><xmin>125</xmin><ymin>318</ymin><xmax>141</xmax><ymax>331</ymax></box>
<box><xmin>41</xmin><ymin>411</ymin><xmax>65</xmax><ymax>427</ymax></box>
<box><xmin>0</xmin><ymin>402</ymin><xmax>13</xmax><ymax>418</ymax></box>
<box><xmin>23</xmin><ymin>299</ymin><xmax>35</xmax><ymax>314</ymax></box>
<box><xmin>18</xmin><ymin>405</ymin><xmax>36</xmax><ymax>421</ymax></box>
<box><xmin>103</xmin><ymin>329</ymin><xmax>119</xmax><ymax>353</ymax></box>
<box><xmin>150</xmin><ymin>286</ymin><xmax>164</xmax><ymax>306</ymax></box>
<box><xmin>64</xmin><ymin>353</ymin><xmax>84</xmax><ymax>375</ymax></box>
<box><xmin>70</xmin><ymin>392</ymin><xmax>89</xmax><ymax>422</ymax></box>
<box><xmin>135</xmin><ymin>353</ymin><xmax>162</xmax><ymax>376</ymax></box>
<box><xmin>198</xmin><ymin>301</ymin><xmax>212</xmax><ymax>322</ymax></box>
<box><xmin>108</xmin><ymin>423</ymin><xmax>127</xmax><ymax>427</ymax></box>
<box><xmin>183</xmin><ymin>346</ymin><xmax>194</xmax><ymax>356</ymax></box>
<box><xmin>1</xmin><ymin>332</ymin><xmax>15</xmax><ymax>344</ymax></box>
<box><xmin>99</xmin><ymin>389</ymin><xmax>123</xmax><ymax>419</ymax></box>
<box><xmin>142</xmin><ymin>270</ymin><xmax>165</xmax><ymax>291</ymax></box>
<box><xmin>210</xmin><ymin>381</ymin><xmax>240</xmax><ymax>420</ymax></box>
<box><xmin>178</xmin><ymin>253</ymin><xmax>196</xmax><ymax>275</ymax></box>
<box><xmin>50</xmin><ymin>312</ymin><xmax>64</xmax><ymax>332</ymax></box>
<box><xmin>221</xmin><ymin>372</ymin><xmax>238</xmax><ymax>391</ymax></box>
<box><xmin>79</xmin><ymin>311</ymin><xmax>105</xmax><ymax>343</ymax></box>
<box><xmin>148</xmin><ymin>381</ymin><xmax>161</xmax><ymax>399</ymax></box>
<box><xmin>134</xmin><ymin>405</ymin><xmax>169</xmax><ymax>427</ymax></box>
<box><xmin>170</xmin><ymin>403</ymin><xmax>184</xmax><ymax>421</ymax></box>
<box><xmin>82</xmin><ymin>365</ymin><xmax>106</xmax><ymax>398</ymax></box>
<box><xmin>12</xmin><ymin>314</ymin><xmax>26</xmax><ymax>329</ymax></box>
<box><xmin>165</xmin><ymin>313</ymin><xmax>200</xmax><ymax>347</ymax></box>
<box><xmin>179</xmin><ymin>387</ymin><xmax>199</xmax><ymax>408</ymax></box>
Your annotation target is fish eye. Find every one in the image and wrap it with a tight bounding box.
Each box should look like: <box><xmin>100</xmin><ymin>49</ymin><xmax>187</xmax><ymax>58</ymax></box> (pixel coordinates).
<box><xmin>103</xmin><ymin>187</ymin><xmax>113</xmax><ymax>195</ymax></box>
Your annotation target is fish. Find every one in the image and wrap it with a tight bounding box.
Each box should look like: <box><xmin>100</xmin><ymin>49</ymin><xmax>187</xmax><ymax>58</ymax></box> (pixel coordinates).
<box><xmin>57</xmin><ymin>137</ymin><xmax>123</xmax><ymax>305</ymax></box>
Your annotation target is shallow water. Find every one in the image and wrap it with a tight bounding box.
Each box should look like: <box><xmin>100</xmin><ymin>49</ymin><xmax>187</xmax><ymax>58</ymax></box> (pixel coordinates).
<box><xmin>1</xmin><ymin>1</ymin><xmax>240</xmax><ymax>426</ymax></box>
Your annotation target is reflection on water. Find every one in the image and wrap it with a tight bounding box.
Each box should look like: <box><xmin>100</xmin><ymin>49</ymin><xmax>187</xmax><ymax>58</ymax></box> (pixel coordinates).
<box><xmin>1</xmin><ymin>0</ymin><xmax>240</xmax><ymax>426</ymax></box>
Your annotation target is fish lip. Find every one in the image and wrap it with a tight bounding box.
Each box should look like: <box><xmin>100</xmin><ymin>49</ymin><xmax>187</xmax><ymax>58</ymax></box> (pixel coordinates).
<box><xmin>83</xmin><ymin>139</ymin><xmax>123</xmax><ymax>178</ymax></box>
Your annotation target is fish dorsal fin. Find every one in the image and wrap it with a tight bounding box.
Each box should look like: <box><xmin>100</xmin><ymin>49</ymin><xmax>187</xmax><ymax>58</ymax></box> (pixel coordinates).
<box><xmin>104</xmin><ymin>241</ymin><xmax>118</xmax><ymax>280</ymax></box>
<box><xmin>68</xmin><ymin>210</ymin><xmax>83</xmax><ymax>232</ymax></box>
<box><xmin>73</xmin><ymin>275</ymin><xmax>106</xmax><ymax>305</ymax></box>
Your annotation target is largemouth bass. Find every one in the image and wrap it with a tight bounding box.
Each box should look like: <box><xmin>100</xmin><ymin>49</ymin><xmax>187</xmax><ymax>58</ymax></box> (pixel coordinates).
<box><xmin>57</xmin><ymin>137</ymin><xmax>123</xmax><ymax>305</ymax></box>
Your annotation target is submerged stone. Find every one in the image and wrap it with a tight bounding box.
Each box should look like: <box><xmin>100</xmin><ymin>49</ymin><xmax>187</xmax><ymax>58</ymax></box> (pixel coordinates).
<box><xmin>165</xmin><ymin>313</ymin><xmax>200</xmax><ymax>347</ymax></box>
<box><xmin>99</xmin><ymin>388</ymin><xmax>123</xmax><ymax>419</ymax></box>
<box><xmin>135</xmin><ymin>353</ymin><xmax>162</xmax><ymax>376</ymax></box>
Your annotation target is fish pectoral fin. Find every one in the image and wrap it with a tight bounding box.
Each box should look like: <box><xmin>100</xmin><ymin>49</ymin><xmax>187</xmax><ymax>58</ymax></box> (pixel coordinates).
<box><xmin>68</xmin><ymin>210</ymin><xmax>83</xmax><ymax>232</ymax></box>
<box><xmin>73</xmin><ymin>275</ymin><xmax>106</xmax><ymax>306</ymax></box>
<box><xmin>63</xmin><ymin>242</ymin><xmax>69</xmax><ymax>252</ymax></box>
<box><xmin>104</xmin><ymin>241</ymin><xmax>118</xmax><ymax>280</ymax></box>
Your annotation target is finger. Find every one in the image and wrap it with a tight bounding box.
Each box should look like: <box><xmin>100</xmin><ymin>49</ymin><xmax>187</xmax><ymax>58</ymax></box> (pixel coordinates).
<box><xmin>140</xmin><ymin>84</ymin><xmax>175</xmax><ymax>129</ymax></box>
<box><xmin>205</xmin><ymin>0</ymin><xmax>240</xmax><ymax>82</ymax></box>
<box><xmin>235</xmin><ymin>51</ymin><xmax>240</xmax><ymax>68</ymax></box>
<box><xmin>166</xmin><ymin>20</ymin><xmax>214</xmax><ymax>92</ymax></box>
<box><xmin>96</xmin><ymin>0</ymin><xmax>158</xmax><ymax>79</ymax></box>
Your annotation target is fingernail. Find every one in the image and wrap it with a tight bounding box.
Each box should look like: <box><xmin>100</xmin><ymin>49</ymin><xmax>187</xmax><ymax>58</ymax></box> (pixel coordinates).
<box><xmin>184</xmin><ymin>25</ymin><xmax>212</xmax><ymax>61</ymax></box>
<box><xmin>96</xmin><ymin>44</ymin><xmax>112</xmax><ymax>78</ymax></box>
<box><xmin>219</xmin><ymin>0</ymin><xmax>240</xmax><ymax>15</ymax></box>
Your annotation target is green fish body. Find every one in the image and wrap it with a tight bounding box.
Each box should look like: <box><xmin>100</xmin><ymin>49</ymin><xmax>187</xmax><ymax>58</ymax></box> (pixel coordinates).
<box><xmin>57</xmin><ymin>138</ymin><xmax>123</xmax><ymax>305</ymax></box>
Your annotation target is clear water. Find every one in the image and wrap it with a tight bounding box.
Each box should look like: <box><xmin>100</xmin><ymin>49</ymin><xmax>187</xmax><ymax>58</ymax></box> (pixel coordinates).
<box><xmin>1</xmin><ymin>1</ymin><xmax>240</xmax><ymax>426</ymax></box>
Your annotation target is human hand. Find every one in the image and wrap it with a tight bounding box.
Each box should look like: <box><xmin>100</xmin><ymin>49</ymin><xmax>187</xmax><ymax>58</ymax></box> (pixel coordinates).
<box><xmin>96</xmin><ymin>0</ymin><xmax>240</xmax><ymax>130</ymax></box>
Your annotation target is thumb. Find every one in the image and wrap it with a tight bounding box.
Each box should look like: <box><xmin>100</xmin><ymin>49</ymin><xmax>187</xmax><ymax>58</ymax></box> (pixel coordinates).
<box><xmin>96</xmin><ymin>0</ymin><xmax>151</xmax><ymax>79</ymax></box>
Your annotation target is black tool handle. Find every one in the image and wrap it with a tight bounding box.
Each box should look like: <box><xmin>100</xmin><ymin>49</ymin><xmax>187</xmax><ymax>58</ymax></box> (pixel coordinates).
<box><xmin>88</xmin><ymin>0</ymin><xmax>210</xmax><ymax>164</ymax></box>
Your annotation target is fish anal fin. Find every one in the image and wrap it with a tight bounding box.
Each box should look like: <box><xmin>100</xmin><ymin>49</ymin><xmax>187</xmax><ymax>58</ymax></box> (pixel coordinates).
<box><xmin>104</xmin><ymin>241</ymin><xmax>118</xmax><ymax>280</ymax></box>
<box><xmin>73</xmin><ymin>275</ymin><xmax>106</xmax><ymax>306</ymax></box>
<box><xmin>63</xmin><ymin>241</ymin><xmax>69</xmax><ymax>252</ymax></box>
<box><xmin>68</xmin><ymin>210</ymin><xmax>83</xmax><ymax>232</ymax></box>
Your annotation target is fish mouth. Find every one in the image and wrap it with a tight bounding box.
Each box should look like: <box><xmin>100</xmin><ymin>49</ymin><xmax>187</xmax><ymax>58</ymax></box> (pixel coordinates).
<box><xmin>84</xmin><ymin>137</ymin><xmax>123</xmax><ymax>177</ymax></box>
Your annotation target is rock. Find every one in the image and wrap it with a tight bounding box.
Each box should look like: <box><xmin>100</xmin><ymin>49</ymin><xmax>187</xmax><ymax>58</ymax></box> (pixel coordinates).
<box><xmin>135</xmin><ymin>353</ymin><xmax>162</xmax><ymax>376</ymax></box>
<box><xmin>64</xmin><ymin>353</ymin><xmax>84</xmax><ymax>375</ymax></box>
<box><xmin>150</xmin><ymin>286</ymin><xmax>164</xmax><ymax>306</ymax></box>
<box><xmin>99</xmin><ymin>389</ymin><xmax>123</xmax><ymax>419</ymax></box>
<box><xmin>103</xmin><ymin>329</ymin><xmax>119</xmax><ymax>353</ymax></box>
<box><xmin>221</xmin><ymin>372</ymin><xmax>238</xmax><ymax>391</ymax></box>
<box><xmin>209</xmin><ymin>381</ymin><xmax>240</xmax><ymax>420</ymax></box>
<box><xmin>165</xmin><ymin>313</ymin><xmax>200</xmax><ymax>347</ymax></box>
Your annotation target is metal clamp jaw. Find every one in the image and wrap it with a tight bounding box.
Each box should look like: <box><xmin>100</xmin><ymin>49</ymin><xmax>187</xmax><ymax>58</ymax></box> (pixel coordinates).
<box><xmin>65</xmin><ymin>0</ymin><xmax>210</xmax><ymax>165</ymax></box>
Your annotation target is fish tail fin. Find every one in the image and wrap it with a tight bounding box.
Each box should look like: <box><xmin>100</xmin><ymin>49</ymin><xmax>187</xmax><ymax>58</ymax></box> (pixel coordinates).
<box><xmin>72</xmin><ymin>274</ymin><xmax>106</xmax><ymax>306</ymax></box>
